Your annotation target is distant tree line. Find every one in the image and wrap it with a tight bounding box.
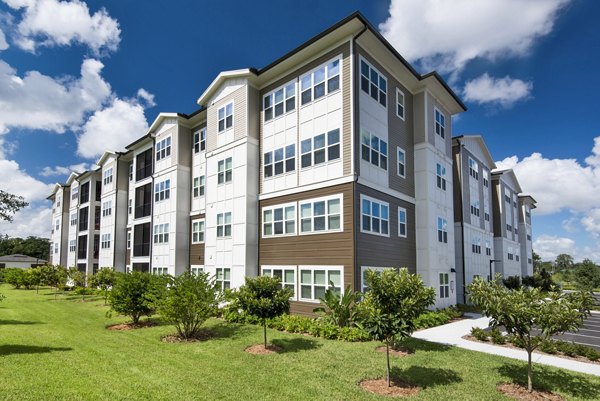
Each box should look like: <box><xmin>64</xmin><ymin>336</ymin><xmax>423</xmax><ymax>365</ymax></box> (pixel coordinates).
<box><xmin>534</xmin><ymin>251</ymin><xmax>600</xmax><ymax>290</ymax></box>
<box><xmin>0</xmin><ymin>235</ymin><xmax>50</xmax><ymax>261</ymax></box>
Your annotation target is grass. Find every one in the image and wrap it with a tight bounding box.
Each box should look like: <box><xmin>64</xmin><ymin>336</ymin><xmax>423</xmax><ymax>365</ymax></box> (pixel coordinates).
<box><xmin>1</xmin><ymin>285</ymin><xmax>600</xmax><ymax>400</ymax></box>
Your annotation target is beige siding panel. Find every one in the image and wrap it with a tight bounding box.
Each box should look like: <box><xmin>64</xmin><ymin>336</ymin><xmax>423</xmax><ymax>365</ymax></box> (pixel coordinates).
<box><xmin>247</xmin><ymin>85</ymin><xmax>260</xmax><ymax>140</ymax></box>
<box><xmin>206</xmin><ymin>85</ymin><xmax>247</xmax><ymax>153</ymax></box>
<box><xmin>233</xmin><ymin>85</ymin><xmax>248</xmax><ymax>141</ymax></box>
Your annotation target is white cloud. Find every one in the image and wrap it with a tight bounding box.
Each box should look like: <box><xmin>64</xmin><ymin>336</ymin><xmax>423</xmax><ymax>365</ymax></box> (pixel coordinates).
<box><xmin>0</xmin><ymin>58</ymin><xmax>111</xmax><ymax>133</ymax></box>
<box><xmin>0</xmin><ymin>203</ymin><xmax>52</xmax><ymax>237</ymax></box>
<box><xmin>77</xmin><ymin>96</ymin><xmax>150</xmax><ymax>159</ymax></box>
<box><xmin>137</xmin><ymin>88</ymin><xmax>156</xmax><ymax>108</ymax></box>
<box><xmin>533</xmin><ymin>234</ymin><xmax>576</xmax><ymax>261</ymax></box>
<box><xmin>379</xmin><ymin>0</ymin><xmax>570</xmax><ymax>74</ymax></box>
<box><xmin>4</xmin><ymin>0</ymin><xmax>121</xmax><ymax>56</ymax></box>
<box><xmin>40</xmin><ymin>162</ymin><xmax>90</xmax><ymax>177</ymax></box>
<box><xmin>0</xmin><ymin>28</ymin><xmax>9</xmax><ymax>50</ymax></box>
<box><xmin>581</xmin><ymin>209</ymin><xmax>600</xmax><ymax>239</ymax></box>
<box><xmin>0</xmin><ymin>158</ymin><xmax>54</xmax><ymax>201</ymax></box>
<box><xmin>463</xmin><ymin>73</ymin><xmax>532</xmax><ymax>107</ymax></box>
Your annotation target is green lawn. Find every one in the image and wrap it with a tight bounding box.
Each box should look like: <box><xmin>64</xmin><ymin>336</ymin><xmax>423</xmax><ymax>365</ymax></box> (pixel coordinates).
<box><xmin>1</xmin><ymin>285</ymin><xmax>599</xmax><ymax>401</ymax></box>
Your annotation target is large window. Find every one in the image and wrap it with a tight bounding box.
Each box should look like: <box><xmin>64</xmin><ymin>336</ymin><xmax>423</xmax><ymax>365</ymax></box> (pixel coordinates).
<box><xmin>194</xmin><ymin>128</ymin><xmax>206</xmax><ymax>153</ymax></box>
<box><xmin>439</xmin><ymin>273</ymin><xmax>449</xmax><ymax>298</ymax></box>
<box><xmin>300</xmin><ymin>129</ymin><xmax>340</xmax><ymax>168</ymax></box>
<box><xmin>300</xmin><ymin>58</ymin><xmax>340</xmax><ymax>106</ymax></box>
<box><xmin>156</xmin><ymin>137</ymin><xmax>172</xmax><ymax>161</ymax></box>
<box><xmin>103</xmin><ymin>168</ymin><xmax>113</xmax><ymax>186</ymax></box>
<box><xmin>470</xmin><ymin>200</ymin><xmax>480</xmax><ymax>217</ymax></box>
<box><xmin>217</xmin><ymin>157</ymin><xmax>233</xmax><ymax>184</ymax></box>
<box><xmin>70</xmin><ymin>213</ymin><xmax>77</xmax><ymax>226</ymax></box>
<box><xmin>361</xmin><ymin>130</ymin><xmax>387</xmax><ymax>170</ymax></box>
<box><xmin>469</xmin><ymin>158</ymin><xmax>479</xmax><ymax>180</ymax></box>
<box><xmin>102</xmin><ymin>200</ymin><xmax>112</xmax><ymax>217</ymax></box>
<box><xmin>263</xmin><ymin>204</ymin><xmax>295</xmax><ymax>236</ymax></box>
<box><xmin>300</xmin><ymin>267</ymin><xmax>341</xmax><ymax>301</ymax></box>
<box><xmin>300</xmin><ymin>196</ymin><xmax>341</xmax><ymax>234</ymax></box>
<box><xmin>361</xmin><ymin>197</ymin><xmax>389</xmax><ymax>236</ymax></box>
<box><xmin>264</xmin><ymin>82</ymin><xmax>295</xmax><ymax>121</ymax></box>
<box><xmin>360</xmin><ymin>59</ymin><xmax>386</xmax><ymax>107</ymax></box>
<box><xmin>218</xmin><ymin>103</ymin><xmax>233</xmax><ymax>132</ymax></box>
<box><xmin>264</xmin><ymin>144</ymin><xmax>295</xmax><ymax>178</ymax></box>
<box><xmin>154</xmin><ymin>179</ymin><xmax>171</xmax><ymax>202</ymax></box>
<box><xmin>153</xmin><ymin>223</ymin><xmax>169</xmax><ymax>244</ymax></box>
<box><xmin>192</xmin><ymin>219</ymin><xmax>205</xmax><ymax>244</ymax></box>
<box><xmin>133</xmin><ymin>223</ymin><xmax>151</xmax><ymax>257</ymax></box>
<box><xmin>80</xmin><ymin>182</ymin><xmax>90</xmax><ymax>204</ymax></box>
<box><xmin>79</xmin><ymin>207</ymin><xmax>89</xmax><ymax>231</ymax></box>
<box><xmin>436</xmin><ymin>163</ymin><xmax>447</xmax><ymax>190</ymax></box>
<box><xmin>262</xmin><ymin>267</ymin><xmax>295</xmax><ymax>297</ymax></box>
<box><xmin>396</xmin><ymin>88</ymin><xmax>405</xmax><ymax>119</ymax></box>
<box><xmin>193</xmin><ymin>176</ymin><xmax>205</xmax><ymax>198</ymax></box>
<box><xmin>397</xmin><ymin>147</ymin><xmax>406</xmax><ymax>177</ymax></box>
<box><xmin>216</xmin><ymin>212</ymin><xmax>232</xmax><ymax>238</ymax></box>
<box><xmin>71</xmin><ymin>186</ymin><xmax>79</xmax><ymax>200</ymax></box>
<box><xmin>77</xmin><ymin>235</ymin><xmax>87</xmax><ymax>259</ymax></box>
<box><xmin>437</xmin><ymin>217</ymin><xmax>448</xmax><ymax>243</ymax></box>
<box><xmin>434</xmin><ymin>108</ymin><xmax>445</xmax><ymax>139</ymax></box>
<box><xmin>136</xmin><ymin>149</ymin><xmax>153</xmax><ymax>181</ymax></box>
<box><xmin>216</xmin><ymin>268</ymin><xmax>231</xmax><ymax>290</ymax></box>
<box><xmin>398</xmin><ymin>207</ymin><xmax>407</xmax><ymax>238</ymax></box>
<box><xmin>471</xmin><ymin>237</ymin><xmax>481</xmax><ymax>254</ymax></box>
<box><xmin>101</xmin><ymin>233</ymin><xmax>111</xmax><ymax>249</ymax></box>
<box><xmin>69</xmin><ymin>240</ymin><xmax>76</xmax><ymax>253</ymax></box>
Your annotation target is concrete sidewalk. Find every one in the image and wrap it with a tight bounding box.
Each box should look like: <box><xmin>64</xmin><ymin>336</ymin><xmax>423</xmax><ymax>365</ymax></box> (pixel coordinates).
<box><xmin>413</xmin><ymin>313</ymin><xmax>600</xmax><ymax>377</ymax></box>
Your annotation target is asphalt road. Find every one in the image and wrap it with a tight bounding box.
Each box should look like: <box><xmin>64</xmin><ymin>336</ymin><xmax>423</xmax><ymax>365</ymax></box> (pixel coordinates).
<box><xmin>553</xmin><ymin>312</ymin><xmax>600</xmax><ymax>351</ymax></box>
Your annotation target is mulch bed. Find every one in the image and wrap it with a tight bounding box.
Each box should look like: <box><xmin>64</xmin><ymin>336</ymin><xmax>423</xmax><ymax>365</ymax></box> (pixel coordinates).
<box><xmin>244</xmin><ymin>344</ymin><xmax>283</xmax><ymax>355</ymax></box>
<box><xmin>161</xmin><ymin>329</ymin><xmax>215</xmax><ymax>343</ymax></box>
<box><xmin>106</xmin><ymin>321</ymin><xmax>156</xmax><ymax>331</ymax></box>
<box><xmin>359</xmin><ymin>378</ymin><xmax>420</xmax><ymax>397</ymax></box>
<box><xmin>497</xmin><ymin>383</ymin><xmax>565</xmax><ymax>401</ymax></box>
<box><xmin>375</xmin><ymin>345</ymin><xmax>414</xmax><ymax>357</ymax></box>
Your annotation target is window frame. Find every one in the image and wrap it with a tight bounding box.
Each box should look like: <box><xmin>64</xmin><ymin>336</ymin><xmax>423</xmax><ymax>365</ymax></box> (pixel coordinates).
<box><xmin>193</xmin><ymin>128</ymin><xmax>206</xmax><ymax>153</ymax></box>
<box><xmin>396</xmin><ymin>88</ymin><xmax>405</xmax><ymax>120</ymax></box>
<box><xmin>360</xmin><ymin>195</ymin><xmax>390</xmax><ymax>237</ymax></box>
<box><xmin>153</xmin><ymin>223</ymin><xmax>169</xmax><ymax>245</ymax></box>
<box><xmin>218</xmin><ymin>102</ymin><xmax>233</xmax><ymax>133</ymax></box>
<box><xmin>299</xmin><ymin>194</ymin><xmax>343</xmax><ymax>235</ymax></box>
<box><xmin>264</xmin><ymin>81</ymin><xmax>296</xmax><ymax>121</ymax></box>
<box><xmin>193</xmin><ymin>176</ymin><xmax>205</xmax><ymax>198</ymax></box>
<box><xmin>216</xmin><ymin>267</ymin><xmax>231</xmax><ymax>290</ymax></box>
<box><xmin>103</xmin><ymin>168</ymin><xmax>113</xmax><ymax>186</ymax></box>
<box><xmin>191</xmin><ymin>219</ymin><xmax>205</xmax><ymax>244</ymax></box>
<box><xmin>100</xmin><ymin>233</ymin><xmax>111</xmax><ymax>249</ymax></box>
<box><xmin>264</xmin><ymin>143</ymin><xmax>296</xmax><ymax>178</ymax></box>
<box><xmin>398</xmin><ymin>207</ymin><xmax>407</xmax><ymax>238</ymax></box>
<box><xmin>437</xmin><ymin>217</ymin><xmax>448</xmax><ymax>243</ymax></box>
<box><xmin>436</xmin><ymin>162</ymin><xmax>447</xmax><ymax>190</ymax></box>
<box><xmin>216</xmin><ymin>212</ymin><xmax>232</xmax><ymax>238</ymax></box>
<box><xmin>360</xmin><ymin>266</ymin><xmax>390</xmax><ymax>292</ymax></box>
<box><xmin>469</xmin><ymin>157</ymin><xmax>479</xmax><ymax>180</ymax></box>
<box><xmin>69</xmin><ymin>240</ymin><xmax>76</xmax><ymax>253</ymax></box>
<box><xmin>154</xmin><ymin>179</ymin><xmax>171</xmax><ymax>202</ymax></box>
<box><xmin>155</xmin><ymin>136</ymin><xmax>172</xmax><ymax>162</ymax></box>
<box><xmin>299</xmin><ymin>129</ymin><xmax>341</xmax><ymax>169</ymax></box>
<box><xmin>360</xmin><ymin>57</ymin><xmax>387</xmax><ymax>107</ymax></box>
<box><xmin>101</xmin><ymin>200</ymin><xmax>112</xmax><ymax>218</ymax></box>
<box><xmin>299</xmin><ymin>57</ymin><xmax>341</xmax><ymax>107</ymax></box>
<box><xmin>439</xmin><ymin>273</ymin><xmax>450</xmax><ymax>298</ymax></box>
<box><xmin>299</xmin><ymin>265</ymin><xmax>343</xmax><ymax>303</ymax></box>
<box><xmin>361</xmin><ymin>129</ymin><xmax>388</xmax><ymax>171</ymax></box>
<box><xmin>397</xmin><ymin>147</ymin><xmax>406</xmax><ymax>178</ymax></box>
<box><xmin>262</xmin><ymin>266</ymin><xmax>296</xmax><ymax>299</ymax></box>
<box><xmin>262</xmin><ymin>203</ymin><xmax>296</xmax><ymax>237</ymax></box>
<box><xmin>434</xmin><ymin>108</ymin><xmax>445</xmax><ymax>139</ymax></box>
<box><xmin>217</xmin><ymin>157</ymin><xmax>233</xmax><ymax>184</ymax></box>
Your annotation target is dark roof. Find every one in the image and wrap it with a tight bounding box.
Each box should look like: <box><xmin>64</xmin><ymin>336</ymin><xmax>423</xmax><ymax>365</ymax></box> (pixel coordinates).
<box><xmin>0</xmin><ymin>254</ymin><xmax>47</xmax><ymax>263</ymax></box>
<box><xmin>125</xmin><ymin>133</ymin><xmax>154</xmax><ymax>150</ymax></box>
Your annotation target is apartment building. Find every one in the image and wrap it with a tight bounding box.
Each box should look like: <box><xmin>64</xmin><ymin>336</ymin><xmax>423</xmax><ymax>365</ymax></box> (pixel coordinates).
<box><xmin>47</xmin><ymin>184</ymin><xmax>70</xmax><ymax>266</ymax></box>
<box><xmin>518</xmin><ymin>195</ymin><xmax>536</xmax><ymax>277</ymax></box>
<box><xmin>47</xmin><ymin>12</ymin><xmax>536</xmax><ymax>310</ymax></box>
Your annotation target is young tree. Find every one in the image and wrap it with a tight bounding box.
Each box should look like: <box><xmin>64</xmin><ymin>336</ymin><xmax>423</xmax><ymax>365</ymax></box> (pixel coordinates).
<box><xmin>313</xmin><ymin>283</ymin><xmax>362</xmax><ymax>327</ymax></box>
<box><xmin>89</xmin><ymin>268</ymin><xmax>118</xmax><ymax>304</ymax></box>
<box><xmin>69</xmin><ymin>269</ymin><xmax>88</xmax><ymax>301</ymax></box>
<box><xmin>468</xmin><ymin>277</ymin><xmax>593</xmax><ymax>392</ymax></box>
<box><xmin>108</xmin><ymin>272</ymin><xmax>167</xmax><ymax>324</ymax></box>
<box><xmin>0</xmin><ymin>190</ymin><xmax>28</xmax><ymax>222</ymax></box>
<box><xmin>157</xmin><ymin>272</ymin><xmax>220</xmax><ymax>339</ymax></box>
<box><xmin>4</xmin><ymin>268</ymin><xmax>25</xmax><ymax>289</ymax></box>
<box><xmin>235</xmin><ymin>276</ymin><xmax>292</xmax><ymax>349</ymax></box>
<box><xmin>41</xmin><ymin>265</ymin><xmax>69</xmax><ymax>298</ymax></box>
<box><xmin>358</xmin><ymin>268</ymin><xmax>435</xmax><ymax>387</ymax></box>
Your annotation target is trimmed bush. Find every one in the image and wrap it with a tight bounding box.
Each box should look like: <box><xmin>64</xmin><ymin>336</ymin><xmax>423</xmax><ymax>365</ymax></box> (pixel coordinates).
<box><xmin>108</xmin><ymin>272</ymin><xmax>168</xmax><ymax>324</ymax></box>
<box><xmin>490</xmin><ymin>328</ymin><xmax>506</xmax><ymax>344</ymax></box>
<box><xmin>471</xmin><ymin>327</ymin><xmax>488</xmax><ymax>341</ymax></box>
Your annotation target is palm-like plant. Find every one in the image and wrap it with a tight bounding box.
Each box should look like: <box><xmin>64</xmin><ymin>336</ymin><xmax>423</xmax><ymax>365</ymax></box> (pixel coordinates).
<box><xmin>313</xmin><ymin>282</ymin><xmax>362</xmax><ymax>327</ymax></box>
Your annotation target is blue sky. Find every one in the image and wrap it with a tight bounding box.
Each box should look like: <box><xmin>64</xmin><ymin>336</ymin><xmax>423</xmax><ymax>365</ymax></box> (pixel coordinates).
<box><xmin>0</xmin><ymin>0</ymin><xmax>599</xmax><ymax>263</ymax></box>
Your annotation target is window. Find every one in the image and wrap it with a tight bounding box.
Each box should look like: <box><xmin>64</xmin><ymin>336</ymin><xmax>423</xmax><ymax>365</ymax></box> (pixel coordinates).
<box><xmin>127</xmin><ymin>231</ymin><xmax>131</xmax><ymax>249</ymax></box>
<box><xmin>360</xmin><ymin>59</ymin><xmax>386</xmax><ymax>107</ymax></box>
<box><xmin>77</xmin><ymin>235</ymin><xmax>87</xmax><ymax>259</ymax></box>
<box><xmin>54</xmin><ymin>243</ymin><xmax>58</xmax><ymax>254</ymax></box>
<box><xmin>55</xmin><ymin>219</ymin><xmax>59</xmax><ymax>231</ymax></box>
<box><xmin>434</xmin><ymin>108</ymin><xmax>445</xmax><ymax>139</ymax></box>
<box><xmin>264</xmin><ymin>82</ymin><xmax>295</xmax><ymax>121</ymax></box>
<box><xmin>506</xmin><ymin>224</ymin><xmax>512</xmax><ymax>233</ymax></box>
<box><xmin>398</xmin><ymin>207</ymin><xmax>407</xmax><ymax>238</ymax></box>
<box><xmin>361</xmin><ymin>197</ymin><xmax>389</xmax><ymax>236</ymax></box>
<box><xmin>152</xmin><ymin>267</ymin><xmax>169</xmax><ymax>275</ymax></box>
<box><xmin>437</xmin><ymin>217</ymin><xmax>448</xmax><ymax>243</ymax></box>
<box><xmin>193</xmin><ymin>176</ymin><xmax>205</xmax><ymax>197</ymax></box>
<box><xmin>153</xmin><ymin>223</ymin><xmax>169</xmax><ymax>244</ymax></box>
<box><xmin>485</xmin><ymin>240</ymin><xmax>492</xmax><ymax>256</ymax></box>
<box><xmin>69</xmin><ymin>240</ymin><xmax>76</xmax><ymax>253</ymax></box>
<box><xmin>135</xmin><ymin>183</ymin><xmax>152</xmax><ymax>218</ymax></box>
<box><xmin>217</xmin><ymin>157</ymin><xmax>233</xmax><ymax>184</ymax></box>
<box><xmin>190</xmin><ymin>267</ymin><xmax>204</xmax><ymax>275</ymax></box>
<box><xmin>300</xmin><ymin>129</ymin><xmax>340</xmax><ymax>168</ymax></box>
<box><xmin>102</xmin><ymin>200</ymin><xmax>112</xmax><ymax>217</ymax></box>
<box><xmin>439</xmin><ymin>273</ymin><xmax>449</xmax><ymax>298</ymax></box>
<box><xmin>300</xmin><ymin>196</ymin><xmax>342</xmax><ymax>233</ymax></box>
<box><xmin>103</xmin><ymin>168</ymin><xmax>113</xmax><ymax>186</ymax></box>
<box><xmin>71</xmin><ymin>186</ymin><xmax>79</xmax><ymax>200</ymax></box>
<box><xmin>70</xmin><ymin>213</ymin><xmax>77</xmax><ymax>226</ymax></box>
<box><xmin>483</xmin><ymin>171</ymin><xmax>489</xmax><ymax>187</ymax></box>
<box><xmin>194</xmin><ymin>128</ymin><xmax>206</xmax><ymax>153</ymax></box>
<box><xmin>516</xmin><ymin>253</ymin><xmax>520</xmax><ymax>262</ymax></box>
<box><xmin>80</xmin><ymin>182</ymin><xmax>90</xmax><ymax>204</ymax></box>
<box><xmin>436</xmin><ymin>163</ymin><xmax>447</xmax><ymax>190</ymax></box>
<box><xmin>95</xmin><ymin>181</ymin><xmax>101</xmax><ymax>201</ymax></box>
<box><xmin>300</xmin><ymin>267</ymin><xmax>341</xmax><ymax>301</ymax></box>
<box><xmin>154</xmin><ymin>179</ymin><xmax>171</xmax><ymax>202</ymax></box>
<box><xmin>263</xmin><ymin>267</ymin><xmax>295</xmax><ymax>297</ymax></box>
<box><xmin>216</xmin><ymin>267</ymin><xmax>231</xmax><ymax>290</ymax></box>
<box><xmin>133</xmin><ymin>223</ymin><xmax>151</xmax><ymax>257</ymax></box>
<box><xmin>263</xmin><ymin>204</ymin><xmax>295</xmax><ymax>236</ymax></box>
<box><xmin>505</xmin><ymin>194</ymin><xmax>511</xmax><ymax>203</ymax></box>
<box><xmin>192</xmin><ymin>219</ymin><xmax>205</xmax><ymax>244</ymax></box>
<box><xmin>396</xmin><ymin>88</ymin><xmax>405</xmax><ymax>119</ymax></box>
<box><xmin>79</xmin><ymin>207</ymin><xmax>88</xmax><ymax>231</ymax></box>
<box><xmin>360</xmin><ymin>267</ymin><xmax>388</xmax><ymax>292</ymax></box>
<box><xmin>217</xmin><ymin>212</ymin><xmax>232</xmax><ymax>238</ymax></box>
<box><xmin>129</xmin><ymin>164</ymin><xmax>133</xmax><ymax>181</ymax></box>
<box><xmin>528</xmin><ymin>258</ymin><xmax>532</xmax><ymax>265</ymax></box>
<box><xmin>361</xmin><ymin>130</ymin><xmax>387</xmax><ymax>170</ymax></box>
<box><xmin>300</xmin><ymin>58</ymin><xmax>340</xmax><ymax>106</ymax></box>
<box><xmin>472</xmin><ymin>237</ymin><xmax>481</xmax><ymax>254</ymax></box>
<box><xmin>264</xmin><ymin>144</ymin><xmax>296</xmax><ymax>178</ymax></box>
<box><xmin>397</xmin><ymin>148</ymin><xmax>406</xmax><ymax>177</ymax></box>
<box><xmin>470</xmin><ymin>200</ymin><xmax>480</xmax><ymax>217</ymax></box>
<box><xmin>508</xmin><ymin>248</ymin><xmax>514</xmax><ymax>260</ymax></box>
<box><xmin>128</xmin><ymin>199</ymin><xmax>132</xmax><ymax>215</ymax></box>
<box><xmin>218</xmin><ymin>103</ymin><xmax>233</xmax><ymax>132</ymax></box>
<box><xmin>468</xmin><ymin>158</ymin><xmax>479</xmax><ymax>180</ymax></box>
<box><xmin>136</xmin><ymin>149</ymin><xmax>153</xmax><ymax>181</ymax></box>
<box><xmin>156</xmin><ymin>137</ymin><xmax>172</xmax><ymax>161</ymax></box>
<box><xmin>101</xmin><ymin>233</ymin><xmax>111</xmax><ymax>249</ymax></box>
<box><xmin>527</xmin><ymin>234</ymin><xmax>532</xmax><ymax>241</ymax></box>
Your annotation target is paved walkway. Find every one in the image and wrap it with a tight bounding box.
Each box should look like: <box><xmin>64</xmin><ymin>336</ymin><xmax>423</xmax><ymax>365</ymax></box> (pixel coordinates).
<box><xmin>413</xmin><ymin>313</ymin><xmax>600</xmax><ymax>377</ymax></box>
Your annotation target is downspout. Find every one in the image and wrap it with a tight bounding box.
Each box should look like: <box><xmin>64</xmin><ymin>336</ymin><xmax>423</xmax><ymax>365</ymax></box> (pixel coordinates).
<box><xmin>456</xmin><ymin>138</ymin><xmax>467</xmax><ymax>304</ymax></box>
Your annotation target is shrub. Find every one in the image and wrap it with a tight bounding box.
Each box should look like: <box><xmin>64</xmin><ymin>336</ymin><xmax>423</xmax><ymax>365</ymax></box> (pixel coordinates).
<box><xmin>539</xmin><ymin>339</ymin><xmax>557</xmax><ymax>354</ymax></box>
<box><xmin>89</xmin><ymin>268</ymin><xmax>118</xmax><ymax>304</ymax></box>
<box><xmin>313</xmin><ymin>283</ymin><xmax>361</xmax><ymax>327</ymax></box>
<box><xmin>509</xmin><ymin>335</ymin><xmax>526</xmax><ymax>348</ymax></box>
<box><xmin>4</xmin><ymin>268</ymin><xmax>25</xmax><ymax>289</ymax></box>
<box><xmin>157</xmin><ymin>272</ymin><xmax>220</xmax><ymax>339</ymax></box>
<box><xmin>471</xmin><ymin>327</ymin><xmax>488</xmax><ymax>341</ymax></box>
<box><xmin>108</xmin><ymin>272</ymin><xmax>168</xmax><ymax>324</ymax></box>
<box><xmin>502</xmin><ymin>275</ymin><xmax>521</xmax><ymax>290</ymax></box>
<box><xmin>490</xmin><ymin>328</ymin><xmax>506</xmax><ymax>345</ymax></box>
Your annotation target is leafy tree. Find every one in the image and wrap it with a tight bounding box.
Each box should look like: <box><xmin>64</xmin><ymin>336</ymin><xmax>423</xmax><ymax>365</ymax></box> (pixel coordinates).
<box><xmin>468</xmin><ymin>276</ymin><xmax>593</xmax><ymax>392</ymax></box>
<box><xmin>574</xmin><ymin>259</ymin><xmax>600</xmax><ymax>290</ymax></box>
<box><xmin>4</xmin><ymin>268</ymin><xmax>25</xmax><ymax>289</ymax></box>
<box><xmin>89</xmin><ymin>268</ymin><xmax>118</xmax><ymax>304</ymax></box>
<box><xmin>555</xmin><ymin>253</ymin><xmax>574</xmax><ymax>271</ymax></box>
<box><xmin>108</xmin><ymin>272</ymin><xmax>167</xmax><ymax>324</ymax></box>
<box><xmin>0</xmin><ymin>190</ymin><xmax>28</xmax><ymax>222</ymax></box>
<box><xmin>157</xmin><ymin>272</ymin><xmax>220</xmax><ymax>339</ymax></box>
<box><xmin>69</xmin><ymin>269</ymin><xmax>89</xmax><ymax>301</ymax></box>
<box><xmin>41</xmin><ymin>265</ymin><xmax>69</xmax><ymax>298</ymax></box>
<box><xmin>313</xmin><ymin>283</ymin><xmax>361</xmax><ymax>327</ymax></box>
<box><xmin>522</xmin><ymin>269</ymin><xmax>555</xmax><ymax>292</ymax></box>
<box><xmin>235</xmin><ymin>276</ymin><xmax>292</xmax><ymax>349</ymax></box>
<box><xmin>358</xmin><ymin>268</ymin><xmax>435</xmax><ymax>387</ymax></box>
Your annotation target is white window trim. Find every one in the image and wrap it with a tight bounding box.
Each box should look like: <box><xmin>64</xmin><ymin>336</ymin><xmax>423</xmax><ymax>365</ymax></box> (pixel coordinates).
<box><xmin>191</xmin><ymin>218</ymin><xmax>205</xmax><ymax>244</ymax></box>
<box><xmin>298</xmin><ymin>194</ymin><xmax>344</xmax><ymax>236</ymax></box>
<box><xmin>155</xmin><ymin>136</ymin><xmax>172</xmax><ymax>161</ymax></box>
<box><xmin>261</xmin><ymin>265</ymin><xmax>297</xmax><ymax>300</ymax></box>
<box><xmin>153</xmin><ymin>223</ymin><xmax>169</xmax><ymax>244</ymax></box>
<box><xmin>262</xmin><ymin>202</ymin><xmax>297</xmax><ymax>238</ymax></box>
<box><xmin>397</xmin><ymin>147</ymin><xmax>406</xmax><ymax>178</ymax></box>
<box><xmin>437</xmin><ymin>216</ymin><xmax>448</xmax><ymax>243</ymax></box>
<box><xmin>215</xmin><ymin>267</ymin><xmax>231</xmax><ymax>290</ymax></box>
<box><xmin>398</xmin><ymin>207</ymin><xmax>407</xmax><ymax>238</ymax></box>
<box><xmin>103</xmin><ymin>168</ymin><xmax>113</xmax><ymax>186</ymax></box>
<box><xmin>154</xmin><ymin>179</ymin><xmax>171</xmax><ymax>202</ymax></box>
<box><xmin>361</xmin><ymin>128</ymin><xmax>388</xmax><ymax>171</ymax></box>
<box><xmin>193</xmin><ymin>176</ymin><xmax>205</xmax><ymax>198</ymax></box>
<box><xmin>360</xmin><ymin>266</ymin><xmax>391</xmax><ymax>292</ymax></box>
<box><xmin>263</xmin><ymin>80</ymin><xmax>296</xmax><ymax>122</ymax></box>
<box><xmin>298</xmin><ymin>265</ymin><xmax>344</xmax><ymax>303</ymax></box>
<box><xmin>434</xmin><ymin>107</ymin><xmax>446</xmax><ymax>139</ymax></box>
<box><xmin>264</xmin><ymin>143</ymin><xmax>296</xmax><ymax>179</ymax></box>
<box><xmin>396</xmin><ymin>88</ymin><xmax>405</xmax><ymax>120</ymax></box>
<box><xmin>217</xmin><ymin>157</ymin><xmax>233</xmax><ymax>185</ymax></box>
<box><xmin>217</xmin><ymin>102</ymin><xmax>234</xmax><ymax>133</ymax></box>
<box><xmin>216</xmin><ymin>212</ymin><xmax>232</xmax><ymax>238</ymax></box>
<box><xmin>360</xmin><ymin>194</ymin><xmax>390</xmax><ymax>237</ymax></box>
<box><xmin>439</xmin><ymin>272</ymin><xmax>450</xmax><ymax>299</ymax></box>
<box><xmin>299</xmin><ymin>129</ymin><xmax>341</xmax><ymax>170</ymax></box>
<box><xmin>359</xmin><ymin>56</ymin><xmax>387</xmax><ymax>108</ymax></box>
<box><xmin>193</xmin><ymin>127</ymin><xmax>206</xmax><ymax>154</ymax></box>
<box><xmin>299</xmin><ymin>56</ymin><xmax>342</xmax><ymax>108</ymax></box>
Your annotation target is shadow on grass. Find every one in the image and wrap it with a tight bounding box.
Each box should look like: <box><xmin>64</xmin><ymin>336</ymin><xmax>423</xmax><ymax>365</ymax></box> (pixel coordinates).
<box><xmin>271</xmin><ymin>337</ymin><xmax>322</xmax><ymax>353</ymax></box>
<box><xmin>0</xmin><ymin>319</ymin><xmax>44</xmax><ymax>325</ymax></box>
<box><xmin>391</xmin><ymin>366</ymin><xmax>463</xmax><ymax>389</ymax></box>
<box><xmin>497</xmin><ymin>362</ymin><xmax>600</xmax><ymax>399</ymax></box>
<box><xmin>0</xmin><ymin>344</ymin><xmax>72</xmax><ymax>356</ymax></box>
<box><xmin>404</xmin><ymin>337</ymin><xmax>453</xmax><ymax>352</ymax></box>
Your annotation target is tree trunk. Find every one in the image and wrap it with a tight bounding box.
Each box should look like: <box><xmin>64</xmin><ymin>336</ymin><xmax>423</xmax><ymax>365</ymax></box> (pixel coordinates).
<box><xmin>527</xmin><ymin>347</ymin><xmax>533</xmax><ymax>392</ymax></box>
<box><xmin>386</xmin><ymin>341</ymin><xmax>391</xmax><ymax>387</ymax></box>
<box><xmin>263</xmin><ymin>320</ymin><xmax>267</xmax><ymax>349</ymax></box>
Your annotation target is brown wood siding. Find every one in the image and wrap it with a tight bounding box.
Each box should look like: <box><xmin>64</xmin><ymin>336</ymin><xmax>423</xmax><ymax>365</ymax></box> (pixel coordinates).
<box><xmin>355</xmin><ymin>184</ymin><xmax>416</xmax><ymax>286</ymax></box>
<box><xmin>259</xmin><ymin>182</ymin><xmax>355</xmax><ymax>315</ymax></box>
<box><xmin>189</xmin><ymin>214</ymin><xmax>205</xmax><ymax>266</ymax></box>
